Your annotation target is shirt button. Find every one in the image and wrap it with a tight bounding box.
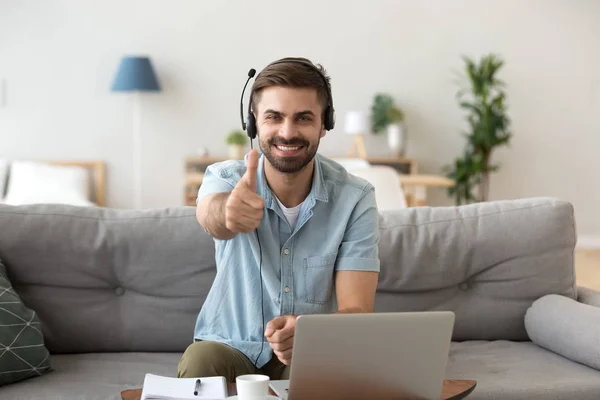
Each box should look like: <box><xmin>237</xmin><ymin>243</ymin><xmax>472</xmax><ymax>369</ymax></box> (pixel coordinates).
<box><xmin>115</xmin><ymin>287</ymin><xmax>125</xmax><ymax>296</ymax></box>
<box><xmin>283</xmin><ymin>249</ymin><xmax>289</xmax><ymax>255</ymax></box>
<box><xmin>284</xmin><ymin>287</ymin><xmax>290</xmax><ymax>293</ymax></box>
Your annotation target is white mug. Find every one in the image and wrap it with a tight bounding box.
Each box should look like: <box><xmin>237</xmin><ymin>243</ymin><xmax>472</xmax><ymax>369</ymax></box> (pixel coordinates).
<box><xmin>236</xmin><ymin>374</ymin><xmax>270</xmax><ymax>400</ymax></box>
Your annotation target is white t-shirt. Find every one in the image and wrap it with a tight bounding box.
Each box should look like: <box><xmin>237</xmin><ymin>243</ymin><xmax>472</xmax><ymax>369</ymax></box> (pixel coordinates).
<box><xmin>274</xmin><ymin>196</ymin><xmax>303</xmax><ymax>230</ymax></box>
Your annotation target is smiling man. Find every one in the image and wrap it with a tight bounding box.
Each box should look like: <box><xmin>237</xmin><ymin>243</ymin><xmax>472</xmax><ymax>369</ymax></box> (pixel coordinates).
<box><xmin>177</xmin><ymin>57</ymin><xmax>380</xmax><ymax>382</ymax></box>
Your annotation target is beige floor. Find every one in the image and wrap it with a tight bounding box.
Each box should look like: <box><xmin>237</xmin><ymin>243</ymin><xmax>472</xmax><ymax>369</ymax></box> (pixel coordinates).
<box><xmin>575</xmin><ymin>249</ymin><xmax>600</xmax><ymax>291</ymax></box>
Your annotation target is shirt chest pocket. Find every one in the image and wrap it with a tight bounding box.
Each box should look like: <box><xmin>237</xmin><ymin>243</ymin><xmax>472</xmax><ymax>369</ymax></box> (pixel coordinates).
<box><xmin>303</xmin><ymin>252</ymin><xmax>337</xmax><ymax>304</ymax></box>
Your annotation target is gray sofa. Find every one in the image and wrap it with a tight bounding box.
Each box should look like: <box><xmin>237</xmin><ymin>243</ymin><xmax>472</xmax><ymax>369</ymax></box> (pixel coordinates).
<box><xmin>0</xmin><ymin>197</ymin><xmax>599</xmax><ymax>399</ymax></box>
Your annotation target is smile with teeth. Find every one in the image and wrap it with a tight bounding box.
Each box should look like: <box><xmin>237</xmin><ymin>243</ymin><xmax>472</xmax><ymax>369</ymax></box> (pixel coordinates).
<box><xmin>275</xmin><ymin>145</ymin><xmax>302</xmax><ymax>151</ymax></box>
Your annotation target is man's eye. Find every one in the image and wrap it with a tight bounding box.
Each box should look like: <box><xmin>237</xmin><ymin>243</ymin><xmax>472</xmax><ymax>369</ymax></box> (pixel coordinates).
<box><xmin>298</xmin><ymin>116</ymin><xmax>312</xmax><ymax>121</ymax></box>
<box><xmin>266</xmin><ymin>115</ymin><xmax>280</xmax><ymax>120</ymax></box>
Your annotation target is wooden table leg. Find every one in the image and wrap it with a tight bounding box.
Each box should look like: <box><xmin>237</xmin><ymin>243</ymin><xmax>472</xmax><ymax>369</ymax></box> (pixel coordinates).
<box><xmin>414</xmin><ymin>185</ymin><xmax>427</xmax><ymax>207</ymax></box>
<box><xmin>403</xmin><ymin>185</ymin><xmax>415</xmax><ymax>207</ymax></box>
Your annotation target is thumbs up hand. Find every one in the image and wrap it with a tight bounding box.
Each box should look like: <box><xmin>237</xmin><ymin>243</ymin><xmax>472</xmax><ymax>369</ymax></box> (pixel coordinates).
<box><xmin>225</xmin><ymin>150</ymin><xmax>265</xmax><ymax>233</ymax></box>
<box><xmin>241</xmin><ymin>149</ymin><xmax>259</xmax><ymax>192</ymax></box>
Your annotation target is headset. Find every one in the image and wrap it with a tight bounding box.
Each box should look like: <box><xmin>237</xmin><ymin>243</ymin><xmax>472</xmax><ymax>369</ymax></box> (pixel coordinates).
<box><xmin>239</xmin><ymin>59</ymin><xmax>336</xmax><ymax>145</ymax></box>
<box><xmin>238</xmin><ymin>59</ymin><xmax>335</xmax><ymax>368</ymax></box>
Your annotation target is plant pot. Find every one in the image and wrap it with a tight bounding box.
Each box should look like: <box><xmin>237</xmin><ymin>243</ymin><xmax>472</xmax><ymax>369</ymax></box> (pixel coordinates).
<box><xmin>228</xmin><ymin>145</ymin><xmax>245</xmax><ymax>160</ymax></box>
<box><xmin>387</xmin><ymin>123</ymin><xmax>406</xmax><ymax>157</ymax></box>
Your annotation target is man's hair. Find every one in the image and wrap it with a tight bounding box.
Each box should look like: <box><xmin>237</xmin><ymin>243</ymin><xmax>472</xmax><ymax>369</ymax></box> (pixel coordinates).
<box><xmin>250</xmin><ymin>57</ymin><xmax>331</xmax><ymax>120</ymax></box>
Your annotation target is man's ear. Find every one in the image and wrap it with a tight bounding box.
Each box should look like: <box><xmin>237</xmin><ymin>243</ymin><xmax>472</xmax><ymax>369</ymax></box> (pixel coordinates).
<box><xmin>320</xmin><ymin>125</ymin><xmax>327</xmax><ymax>138</ymax></box>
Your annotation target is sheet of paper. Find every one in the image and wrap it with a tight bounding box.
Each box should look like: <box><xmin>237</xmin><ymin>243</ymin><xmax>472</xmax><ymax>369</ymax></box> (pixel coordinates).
<box><xmin>141</xmin><ymin>373</ymin><xmax>227</xmax><ymax>400</ymax></box>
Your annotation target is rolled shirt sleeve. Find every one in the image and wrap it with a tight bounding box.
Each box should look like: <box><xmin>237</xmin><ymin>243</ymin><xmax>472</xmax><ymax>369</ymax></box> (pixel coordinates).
<box><xmin>334</xmin><ymin>186</ymin><xmax>380</xmax><ymax>273</ymax></box>
<box><xmin>196</xmin><ymin>163</ymin><xmax>236</xmax><ymax>205</ymax></box>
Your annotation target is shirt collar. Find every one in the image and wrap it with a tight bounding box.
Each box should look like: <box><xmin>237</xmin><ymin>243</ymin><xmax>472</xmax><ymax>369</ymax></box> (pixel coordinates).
<box><xmin>254</xmin><ymin>152</ymin><xmax>329</xmax><ymax>209</ymax></box>
<box><xmin>312</xmin><ymin>153</ymin><xmax>329</xmax><ymax>203</ymax></box>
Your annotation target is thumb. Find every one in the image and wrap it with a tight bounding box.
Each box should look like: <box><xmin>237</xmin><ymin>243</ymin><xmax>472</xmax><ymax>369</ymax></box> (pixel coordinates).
<box><xmin>265</xmin><ymin>316</ymin><xmax>286</xmax><ymax>337</ymax></box>
<box><xmin>243</xmin><ymin>149</ymin><xmax>259</xmax><ymax>191</ymax></box>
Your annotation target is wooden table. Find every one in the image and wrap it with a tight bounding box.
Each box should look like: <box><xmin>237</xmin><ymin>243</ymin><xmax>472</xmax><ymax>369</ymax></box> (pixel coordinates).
<box><xmin>398</xmin><ymin>174</ymin><xmax>455</xmax><ymax>207</ymax></box>
<box><xmin>183</xmin><ymin>155</ymin><xmax>420</xmax><ymax>207</ymax></box>
<box><xmin>121</xmin><ymin>379</ymin><xmax>476</xmax><ymax>399</ymax></box>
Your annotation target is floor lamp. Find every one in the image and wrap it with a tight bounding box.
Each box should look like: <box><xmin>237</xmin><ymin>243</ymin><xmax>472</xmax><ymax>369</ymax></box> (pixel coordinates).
<box><xmin>111</xmin><ymin>56</ymin><xmax>161</xmax><ymax>209</ymax></box>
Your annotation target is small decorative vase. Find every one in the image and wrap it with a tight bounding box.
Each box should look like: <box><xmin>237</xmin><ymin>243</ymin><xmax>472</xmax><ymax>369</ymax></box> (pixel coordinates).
<box><xmin>196</xmin><ymin>147</ymin><xmax>209</xmax><ymax>157</ymax></box>
<box><xmin>387</xmin><ymin>123</ymin><xmax>405</xmax><ymax>157</ymax></box>
<box><xmin>228</xmin><ymin>145</ymin><xmax>245</xmax><ymax>160</ymax></box>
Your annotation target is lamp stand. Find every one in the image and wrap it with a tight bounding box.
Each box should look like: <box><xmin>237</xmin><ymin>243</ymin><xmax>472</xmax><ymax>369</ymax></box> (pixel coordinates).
<box><xmin>348</xmin><ymin>134</ymin><xmax>367</xmax><ymax>159</ymax></box>
<box><xmin>132</xmin><ymin>92</ymin><xmax>142</xmax><ymax>209</ymax></box>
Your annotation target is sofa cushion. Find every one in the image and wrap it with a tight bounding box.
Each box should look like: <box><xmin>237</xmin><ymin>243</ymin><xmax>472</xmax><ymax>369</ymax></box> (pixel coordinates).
<box><xmin>1</xmin><ymin>344</ymin><xmax>600</xmax><ymax>400</ymax></box>
<box><xmin>375</xmin><ymin>197</ymin><xmax>577</xmax><ymax>341</ymax></box>
<box><xmin>578</xmin><ymin>286</ymin><xmax>600</xmax><ymax>307</ymax></box>
<box><xmin>446</xmin><ymin>341</ymin><xmax>600</xmax><ymax>400</ymax></box>
<box><xmin>0</xmin><ymin>204</ymin><xmax>216</xmax><ymax>353</ymax></box>
<box><xmin>525</xmin><ymin>294</ymin><xmax>600</xmax><ymax>371</ymax></box>
<box><xmin>0</xmin><ymin>198</ymin><xmax>577</xmax><ymax>353</ymax></box>
<box><xmin>0</xmin><ymin>258</ymin><xmax>51</xmax><ymax>386</ymax></box>
<box><xmin>0</xmin><ymin>352</ymin><xmax>180</xmax><ymax>399</ymax></box>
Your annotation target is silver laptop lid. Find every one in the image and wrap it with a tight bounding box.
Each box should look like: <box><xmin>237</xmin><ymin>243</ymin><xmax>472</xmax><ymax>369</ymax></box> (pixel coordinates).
<box><xmin>288</xmin><ymin>311</ymin><xmax>455</xmax><ymax>400</ymax></box>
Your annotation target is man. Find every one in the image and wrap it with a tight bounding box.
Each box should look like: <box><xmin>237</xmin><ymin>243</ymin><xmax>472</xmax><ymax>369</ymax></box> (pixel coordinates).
<box><xmin>178</xmin><ymin>57</ymin><xmax>380</xmax><ymax>382</ymax></box>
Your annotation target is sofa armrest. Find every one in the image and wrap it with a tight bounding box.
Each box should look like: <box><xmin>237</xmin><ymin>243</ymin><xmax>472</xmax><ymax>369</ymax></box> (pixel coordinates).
<box><xmin>578</xmin><ymin>286</ymin><xmax>600</xmax><ymax>308</ymax></box>
<box><xmin>525</xmin><ymin>294</ymin><xmax>600</xmax><ymax>371</ymax></box>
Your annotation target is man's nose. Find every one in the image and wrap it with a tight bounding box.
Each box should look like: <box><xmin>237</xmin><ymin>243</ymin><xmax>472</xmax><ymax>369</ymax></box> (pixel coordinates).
<box><xmin>278</xmin><ymin>118</ymin><xmax>296</xmax><ymax>139</ymax></box>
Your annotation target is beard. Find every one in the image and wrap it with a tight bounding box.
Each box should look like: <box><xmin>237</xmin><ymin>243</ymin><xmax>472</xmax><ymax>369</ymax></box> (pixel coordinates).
<box><xmin>259</xmin><ymin>135</ymin><xmax>320</xmax><ymax>174</ymax></box>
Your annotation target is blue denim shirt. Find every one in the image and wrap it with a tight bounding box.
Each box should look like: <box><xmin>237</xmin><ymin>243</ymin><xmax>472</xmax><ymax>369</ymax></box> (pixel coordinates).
<box><xmin>194</xmin><ymin>153</ymin><xmax>380</xmax><ymax>368</ymax></box>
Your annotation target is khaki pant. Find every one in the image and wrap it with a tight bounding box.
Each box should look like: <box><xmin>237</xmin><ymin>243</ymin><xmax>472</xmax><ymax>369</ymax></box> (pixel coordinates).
<box><xmin>177</xmin><ymin>341</ymin><xmax>292</xmax><ymax>383</ymax></box>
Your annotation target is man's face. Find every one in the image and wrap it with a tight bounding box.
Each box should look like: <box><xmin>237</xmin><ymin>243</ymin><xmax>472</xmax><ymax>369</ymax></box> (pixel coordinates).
<box><xmin>255</xmin><ymin>86</ymin><xmax>326</xmax><ymax>174</ymax></box>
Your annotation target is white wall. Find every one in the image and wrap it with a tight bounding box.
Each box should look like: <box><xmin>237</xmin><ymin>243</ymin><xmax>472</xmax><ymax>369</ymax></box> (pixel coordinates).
<box><xmin>1</xmin><ymin>0</ymin><xmax>599</xmax><ymax>237</ymax></box>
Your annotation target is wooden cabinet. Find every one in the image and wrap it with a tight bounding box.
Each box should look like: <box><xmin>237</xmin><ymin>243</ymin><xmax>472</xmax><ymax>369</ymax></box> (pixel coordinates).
<box><xmin>184</xmin><ymin>156</ymin><xmax>220</xmax><ymax>206</ymax></box>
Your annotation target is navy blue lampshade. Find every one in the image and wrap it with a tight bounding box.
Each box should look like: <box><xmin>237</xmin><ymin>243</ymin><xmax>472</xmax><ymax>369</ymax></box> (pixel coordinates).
<box><xmin>111</xmin><ymin>56</ymin><xmax>161</xmax><ymax>92</ymax></box>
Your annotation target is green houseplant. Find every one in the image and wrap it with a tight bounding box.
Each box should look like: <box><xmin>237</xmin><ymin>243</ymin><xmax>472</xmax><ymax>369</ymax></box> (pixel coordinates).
<box><xmin>225</xmin><ymin>130</ymin><xmax>248</xmax><ymax>159</ymax></box>
<box><xmin>444</xmin><ymin>54</ymin><xmax>512</xmax><ymax>205</ymax></box>
<box><xmin>371</xmin><ymin>93</ymin><xmax>406</xmax><ymax>156</ymax></box>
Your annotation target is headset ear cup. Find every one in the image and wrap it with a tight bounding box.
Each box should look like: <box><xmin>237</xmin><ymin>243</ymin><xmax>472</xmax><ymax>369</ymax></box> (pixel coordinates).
<box><xmin>325</xmin><ymin>106</ymin><xmax>335</xmax><ymax>130</ymax></box>
<box><xmin>246</xmin><ymin>113</ymin><xmax>257</xmax><ymax>139</ymax></box>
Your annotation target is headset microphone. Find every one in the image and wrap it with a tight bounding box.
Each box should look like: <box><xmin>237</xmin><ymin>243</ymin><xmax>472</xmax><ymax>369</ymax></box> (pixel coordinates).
<box><xmin>238</xmin><ymin>67</ymin><xmax>264</xmax><ymax>367</ymax></box>
<box><xmin>240</xmin><ymin>69</ymin><xmax>256</xmax><ymax>131</ymax></box>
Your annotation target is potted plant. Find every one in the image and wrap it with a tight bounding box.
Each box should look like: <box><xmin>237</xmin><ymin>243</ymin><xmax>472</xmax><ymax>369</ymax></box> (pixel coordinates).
<box><xmin>225</xmin><ymin>130</ymin><xmax>248</xmax><ymax>159</ymax></box>
<box><xmin>443</xmin><ymin>54</ymin><xmax>512</xmax><ymax>205</ymax></box>
<box><xmin>371</xmin><ymin>93</ymin><xmax>406</xmax><ymax>156</ymax></box>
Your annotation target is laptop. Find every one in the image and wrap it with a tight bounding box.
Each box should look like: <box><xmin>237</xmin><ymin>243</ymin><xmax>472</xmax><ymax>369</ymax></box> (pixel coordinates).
<box><xmin>269</xmin><ymin>311</ymin><xmax>455</xmax><ymax>400</ymax></box>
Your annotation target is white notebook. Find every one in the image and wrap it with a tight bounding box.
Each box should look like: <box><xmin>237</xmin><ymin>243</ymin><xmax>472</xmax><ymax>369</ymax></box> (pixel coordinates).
<box><xmin>269</xmin><ymin>380</ymin><xmax>289</xmax><ymax>400</ymax></box>
<box><xmin>140</xmin><ymin>373</ymin><xmax>228</xmax><ymax>400</ymax></box>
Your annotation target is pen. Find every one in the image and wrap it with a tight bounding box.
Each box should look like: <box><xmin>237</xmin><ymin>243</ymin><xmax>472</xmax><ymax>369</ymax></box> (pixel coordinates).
<box><xmin>194</xmin><ymin>378</ymin><xmax>201</xmax><ymax>396</ymax></box>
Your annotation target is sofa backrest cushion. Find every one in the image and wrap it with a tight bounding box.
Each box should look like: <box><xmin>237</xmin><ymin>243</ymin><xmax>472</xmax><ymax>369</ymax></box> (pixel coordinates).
<box><xmin>0</xmin><ymin>205</ymin><xmax>214</xmax><ymax>353</ymax></box>
<box><xmin>0</xmin><ymin>197</ymin><xmax>577</xmax><ymax>353</ymax></box>
<box><xmin>375</xmin><ymin>197</ymin><xmax>577</xmax><ymax>340</ymax></box>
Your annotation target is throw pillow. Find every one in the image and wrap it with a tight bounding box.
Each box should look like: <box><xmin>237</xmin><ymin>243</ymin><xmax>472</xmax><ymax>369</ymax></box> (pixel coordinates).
<box><xmin>0</xmin><ymin>258</ymin><xmax>51</xmax><ymax>386</ymax></box>
<box><xmin>525</xmin><ymin>294</ymin><xmax>600</xmax><ymax>371</ymax></box>
<box><xmin>3</xmin><ymin>161</ymin><xmax>94</xmax><ymax>206</ymax></box>
<box><xmin>0</xmin><ymin>158</ymin><xmax>9</xmax><ymax>200</ymax></box>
